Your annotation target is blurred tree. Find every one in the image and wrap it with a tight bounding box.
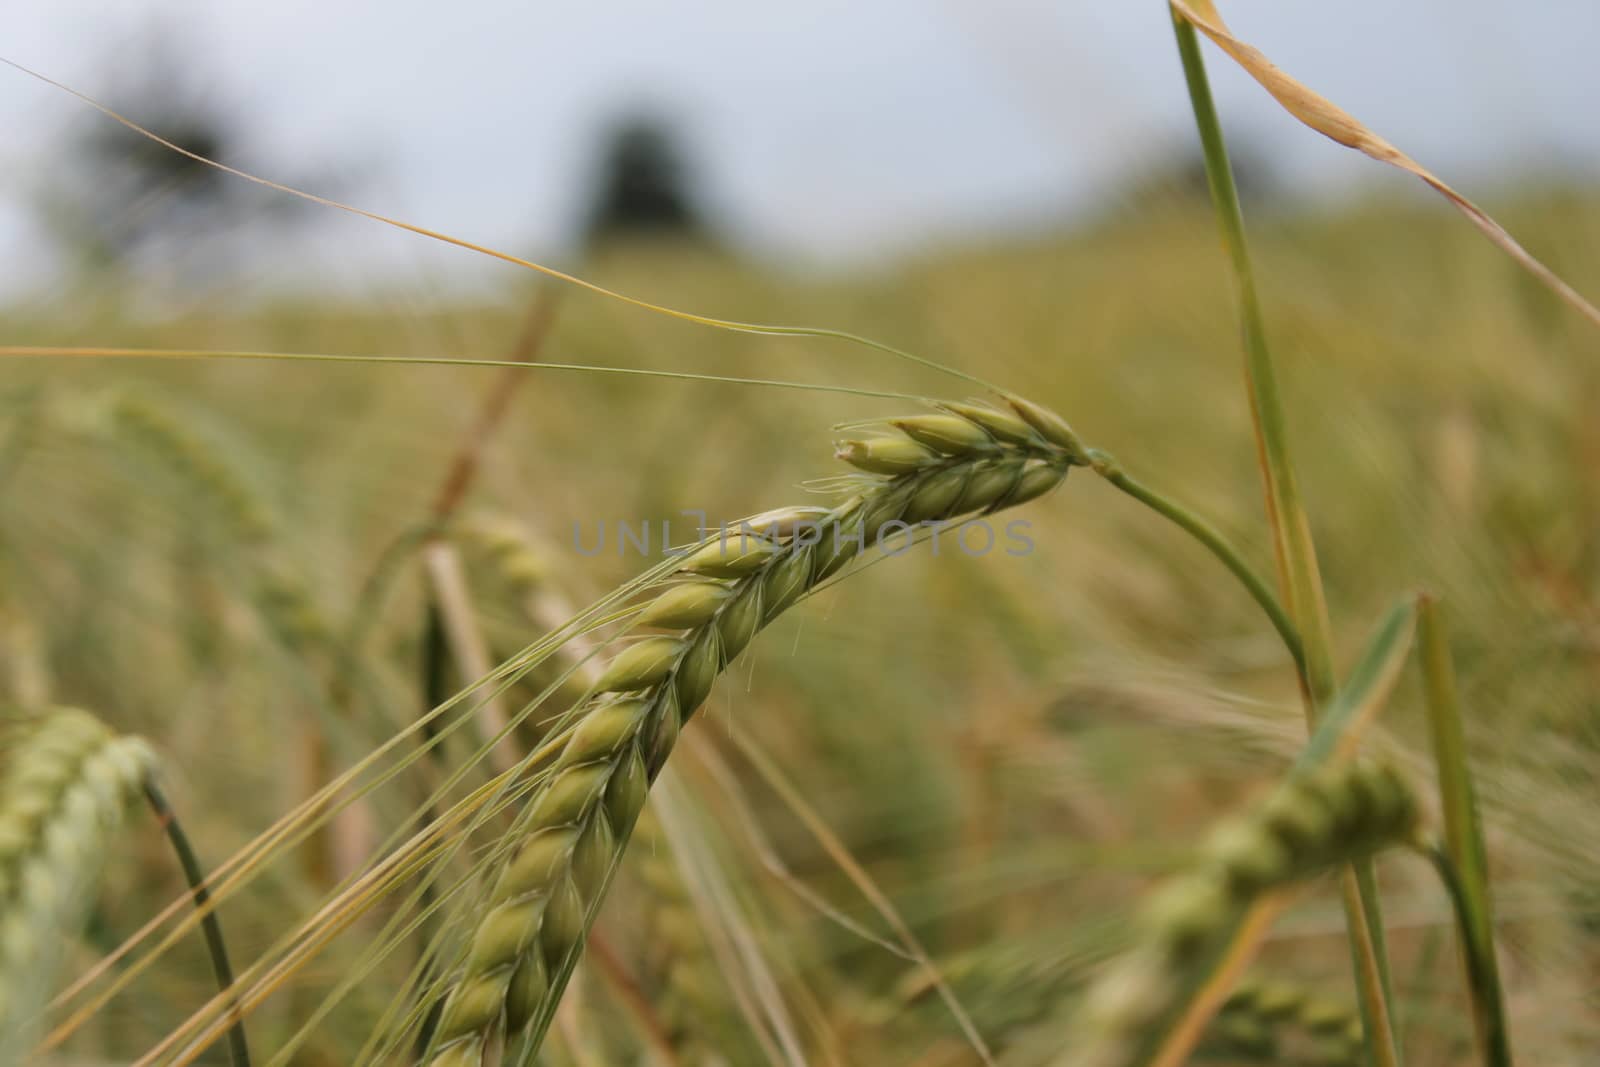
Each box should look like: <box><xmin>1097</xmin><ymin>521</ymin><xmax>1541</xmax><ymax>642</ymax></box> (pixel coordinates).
<box><xmin>1108</xmin><ymin>141</ymin><xmax>1278</xmax><ymax>216</ymax></box>
<box><xmin>582</xmin><ymin>114</ymin><xmax>712</xmax><ymax>247</ymax></box>
<box><xmin>35</xmin><ymin>32</ymin><xmax>322</xmax><ymax>282</ymax></box>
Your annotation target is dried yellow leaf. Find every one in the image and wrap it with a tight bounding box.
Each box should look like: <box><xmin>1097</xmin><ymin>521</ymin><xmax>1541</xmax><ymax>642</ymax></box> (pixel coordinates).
<box><xmin>1170</xmin><ymin>0</ymin><xmax>1600</xmax><ymax>330</ymax></box>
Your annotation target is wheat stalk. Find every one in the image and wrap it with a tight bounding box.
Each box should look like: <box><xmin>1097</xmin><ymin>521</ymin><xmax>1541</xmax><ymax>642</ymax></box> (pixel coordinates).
<box><xmin>418</xmin><ymin>397</ymin><xmax>1077</xmax><ymax>1066</ymax></box>
<box><xmin>1166</xmin><ymin>17</ymin><xmax>1403</xmax><ymax>1059</ymax></box>
<box><xmin>1064</xmin><ymin>760</ymin><xmax>1420</xmax><ymax>1067</ymax></box>
<box><xmin>0</xmin><ymin>707</ymin><xmax>154</xmax><ymax>1062</ymax></box>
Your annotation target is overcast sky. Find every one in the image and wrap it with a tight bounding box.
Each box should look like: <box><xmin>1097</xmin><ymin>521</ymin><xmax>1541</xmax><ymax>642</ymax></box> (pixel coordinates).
<box><xmin>1</xmin><ymin>1</ymin><xmax>1597</xmax><ymax>299</ymax></box>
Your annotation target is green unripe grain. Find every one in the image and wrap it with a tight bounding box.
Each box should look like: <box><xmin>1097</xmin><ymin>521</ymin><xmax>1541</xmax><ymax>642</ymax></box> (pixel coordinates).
<box><xmin>835</xmin><ymin>435</ymin><xmax>937</xmax><ymax>475</ymax></box>
<box><xmin>891</xmin><ymin>413</ymin><xmax>995</xmax><ymax>455</ymax></box>
<box><xmin>423</xmin><ymin>398</ymin><xmax>1077</xmax><ymax>1065</ymax></box>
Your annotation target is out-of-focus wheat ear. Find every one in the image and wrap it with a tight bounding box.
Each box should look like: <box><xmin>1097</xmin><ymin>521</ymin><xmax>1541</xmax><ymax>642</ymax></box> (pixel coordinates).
<box><xmin>1064</xmin><ymin>761</ymin><xmax>1420</xmax><ymax>1067</ymax></box>
<box><xmin>454</xmin><ymin>516</ymin><xmax>550</xmax><ymax>596</ymax></box>
<box><xmin>109</xmin><ymin>394</ymin><xmax>275</xmax><ymax>544</ymax></box>
<box><xmin>449</xmin><ymin>514</ymin><xmax>605</xmax><ymax>728</ymax></box>
<box><xmin>102</xmin><ymin>391</ymin><xmax>331</xmax><ymax>649</ymax></box>
<box><xmin>104</xmin><ymin>391</ymin><xmax>368</xmax><ymax>897</ymax></box>
<box><xmin>0</xmin><ymin>708</ymin><xmax>154</xmax><ymax>1063</ymax></box>
<box><xmin>1202</xmin><ymin>976</ymin><xmax>1364</xmax><ymax>1065</ymax></box>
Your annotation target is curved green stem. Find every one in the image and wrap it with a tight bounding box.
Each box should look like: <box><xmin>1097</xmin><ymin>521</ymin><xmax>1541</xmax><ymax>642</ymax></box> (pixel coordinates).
<box><xmin>1419</xmin><ymin>845</ymin><xmax>1512</xmax><ymax>1067</ymax></box>
<box><xmin>1087</xmin><ymin>449</ymin><xmax>1304</xmax><ymax>677</ymax></box>
<box><xmin>142</xmin><ymin>779</ymin><xmax>251</xmax><ymax>1067</ymax></box>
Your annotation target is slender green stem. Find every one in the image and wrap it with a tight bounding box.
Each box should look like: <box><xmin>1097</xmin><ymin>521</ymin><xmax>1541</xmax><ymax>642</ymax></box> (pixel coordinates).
<box><xmin>142</xmin><ymin>779</ymin><xmax>251</xmax><ymax>1067</ymax></box>
<box><xmin>1417</xmin><ymin>598</ymin><xmax>1513</xmax><ymax>1065</ymax></box>
<box><xmin>1169</xmin><ymin>9</ymin><xmax>1400</xmax><ymax>1065</ymax></box>
<box><xmin>1087</xmin><ymin>449</ymin><xmax>1303</xmax><ymax>675</ymax></box>
<box><xmin>1168</xmin><ymin>11</ymin><xmax>1335</xmax><ymax>697</ymax></box>
<box><xmin>1422</xmin><ymin>846</ymin><xmax>1512</xmax><ymax>1067</ymax></box>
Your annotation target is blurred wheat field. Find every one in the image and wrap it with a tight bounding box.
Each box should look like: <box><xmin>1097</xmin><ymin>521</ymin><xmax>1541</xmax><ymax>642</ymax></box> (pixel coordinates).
<box><xmin>3</xmin><ymin>173</ymin><xmax>1599</xmax><ymax>1066</ymax></box>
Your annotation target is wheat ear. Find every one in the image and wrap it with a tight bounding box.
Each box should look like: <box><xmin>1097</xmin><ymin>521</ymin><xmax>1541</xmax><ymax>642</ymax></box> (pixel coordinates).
<box><xmin>1065</xmin><ymin>760</ymin><xmax>1419</xmax><ymax>1067</ymax></box>
<box><xmin>454</xmin><ymin>517</ymin><xmax>552</xmax><ymax>598</ymax></box>
<box><xmin>108</xmin><ymin>392</ymin><xmax>329</xmax><ymax>648</ymax></box>
<box><xmin>1203</xmin><ymin>975</ymin><xmax>1363</xmax><ymax>1065</ymax></box>
<box><xmin>0</xmin><ymin>708</ymin><xmax>154</xmax><ymax>1060</ymax></box>
<box><xmin>419</xmin><ymin>397</ymin><xmax>1077</xmax><ymax>1066</ymax></box>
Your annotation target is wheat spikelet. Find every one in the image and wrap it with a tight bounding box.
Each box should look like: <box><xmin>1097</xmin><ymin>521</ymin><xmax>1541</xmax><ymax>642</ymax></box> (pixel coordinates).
<box><xmin>0</xmin><ymin>707</ymin><xmax>154</xmax><ymax>1062</ymax></box>
<box><xmin>419</xmin><ymin>397</ymin><xmax>1077</xmax><ymax>1066</ymax></box>
<box><xmin>1201</xmin><ymin>975</ymin><xmax>1363</xmax><ymax>1065</ymax></box>
<box><xmin>454</xmin><ymin>516</ymin><xmax>552</xmax><ymax>598</ymax></box>
<box><xmin>871</xmin><ymin>938</ymin><xmax>1090</xmax><ymax>1064</ymax></box>
<box><xmin>109</xmin><ymin>393</ymin><xmax>275</xmax><ymax>546</ymax></box>
<box><xmin>1064</xmin><ymin>761</ymin><xmax>1419</xmax><ymax>1067</ymax></box>
<box><xmin>106</xmin><ymin>392</ymin><xmax>329</xmax><ymax>648</ymax></box>
<box><xmin>452</xmin><ymin>514</ymin><xmax>599</xmax><ymax>716</ymax></box>
<box><xmin>106</xmin><ymin>391</ymin><xmax>346</xmax><ymax>898</ymax></box>
<box><xmin>875</xmin><ymin>928</ymin><xmax>1359</xmax><ymax>1064</ymax></box>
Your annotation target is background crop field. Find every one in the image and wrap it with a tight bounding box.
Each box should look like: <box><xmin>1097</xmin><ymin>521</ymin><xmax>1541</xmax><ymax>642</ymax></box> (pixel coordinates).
<box><xmin>2</xmin><ymin>8</ymin><xmax>1598</xmax><ymax>1065</ymax></box>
